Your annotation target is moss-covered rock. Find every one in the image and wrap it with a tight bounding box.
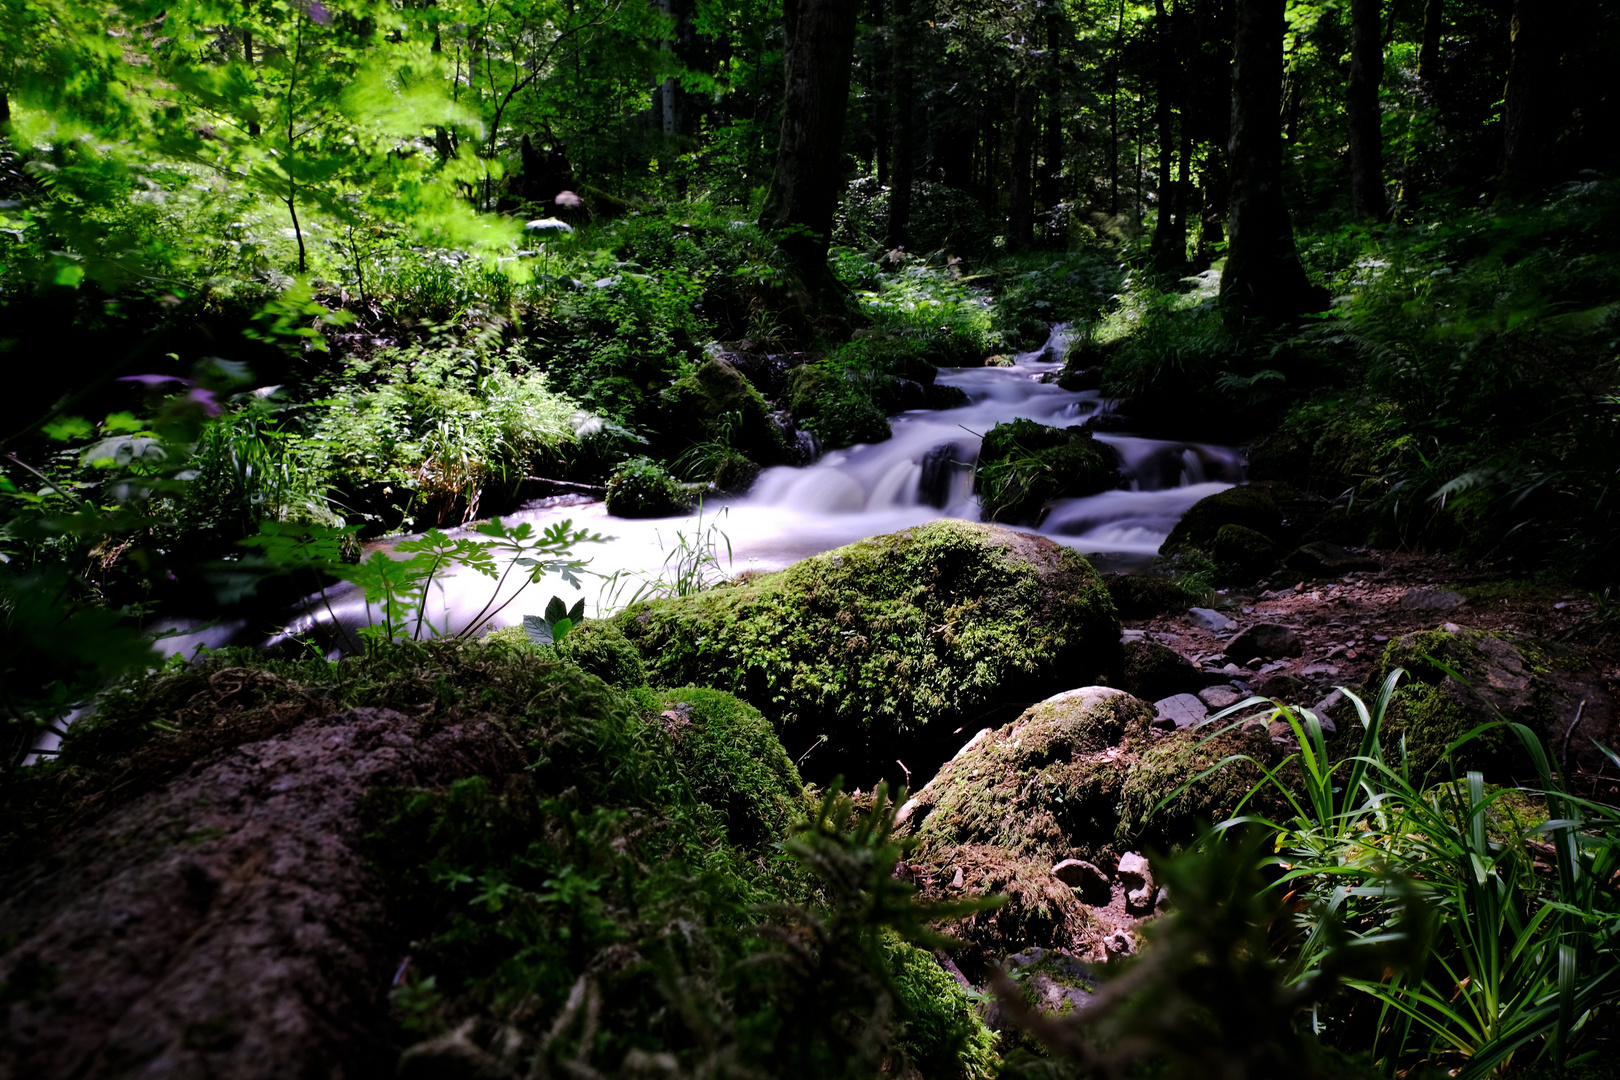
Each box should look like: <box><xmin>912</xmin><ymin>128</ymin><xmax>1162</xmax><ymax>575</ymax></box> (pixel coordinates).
<box><xmin>605</xmin><ymin>456</ymin><xmax>693</xmax><ymax>517</ymax></box>
<box><xmin>1211</xmin><ymin>523</ymin><xmax>1281</xmax><ymax>578</ymax></box>
<box><xmin>624</xmin><ymin>685</ymin><xmax>804</xmax><ymax>849</ymax></box>
<box><xmin>1159</xmin><ymin>482</ymin><xmax>1287</xmax><ymax>555</ymax></box>
<box><xmin>1372</xmin><ymin>627</ymin><xmax>1560</xmax><ymax>779</ymax></box>
<box><xmin>1105</xmin><ymin>573</ymin><xmax>1194</xmax><ymax>618</ymax></box>
<box><xmin>555</xmin><ymin>619</ymin><xmax>648</xmax><ymax>687</ymax></box>
<box><xmin>1121</xmin><ymin>640</ymin><xmax>1203</xmax><ymax>701</ymax></box>
<box><xmin>976</xmin><ymin>419</ymin><xmax>1121</xmax><ymax>525</ymax></box>
<box><xmin>609</xmin><ymin>520</ymin><xmax>1121</xmax><ymax>774</ymax></box>
<box><xmin>1117</xmin><ymin>723</ymin><xmax>1281</xmax><ymax>848</ymax></box>
<box><xmin>885</xmin><ymin>934</ymin><xmax>999</xmax><ymax>1080</ymax></box>
<box><xmin>785</xmin><ymin>362</ymin><xmax>892</xmax><ymax>449</ymax></box>
<box><xmin>659</xmin><ymin>357</ymin><xmax>790</xmax><ymax>464</ymax></box>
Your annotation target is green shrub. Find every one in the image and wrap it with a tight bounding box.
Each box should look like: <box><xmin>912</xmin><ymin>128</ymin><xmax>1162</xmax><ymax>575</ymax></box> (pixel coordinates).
<box><xmin>785</xmin><ymin>362</ymin><xmax>893</xmax><ymax>449</ymax></box>
<box><xmin>976</xmin><ymin>419</ymin><xmax>1121</xmax><ymax>524</ymax></box>
<box><xmin>604</xmin><ymin>456</ymin><xmax>692</xmax><ymax>518</ymax></box>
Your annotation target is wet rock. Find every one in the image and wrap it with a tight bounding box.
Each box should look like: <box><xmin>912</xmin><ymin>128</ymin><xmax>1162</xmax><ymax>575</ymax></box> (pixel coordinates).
<box><xmin>924</xmin><ymin>383</ymin><xmax>970</xmax><ymax>410</ymax></box>
<box><xmin>1225</xmin><ymin>623</ymin><xmax>1303</xmax><ymax>663</ymax></box>
<box><xmin>918</xmin><ymin>442</ymin><xmax>966</xmax><ymax>509</ymax></box>
<box><xmin>1310</xmin><ymin>690</ymin><xmax>1346</xmax><ymax>735</ymax></box>
<box><xmin>1198</xmin><ymin>685</ymin><xmax>1246</xmax><ymax>711</ymax></box>
<box><xmin>1160</xmin><ymin>483</ymin><xmax>1289</xmax><ymax>555</ymax></box>
<box><xmin>1285</xmin><ymin>541</ymin><xmax>1381</xmax><ymax>576</ymax></box>
<box><xmin>1052</xmin><ymin>858</ymin><xmax>1111</xmax><ymax>904</ymax></box>
<box><xmin>1106</xmin><ymin>574</ymin><xmax>1192</xmax><ymax>618</ymax></box>
<box><xmin>1400</xmin><ymin>588</ymin><xmax>1467</xmax><ymax>612</ymax></box>
<box><xmin>976</xmin><ymin>419</ymin><xmax>1121</xmax><ymax>525</ymax></box>
<box><xmin>1212</xmin><ymin>524</ymin><xmax>1281</xmax><ymax>578</ymax></box>
<box><xmin>1189</xmin><ymin>607</ymin><xmax>1237</xmax><ymax>633</ymax></box>
<box><xmin>1151</xmin><ymin>694</ymin><xmax>1209</xmax><ymax>731</ymax></box>
<box><xmin>985</xmin><ymin>354</ymin><xmax>1016</xmax><ymax>367</ymax></box>
<box><xmin>1057</xmin><ymin>365</ymin><xmax>1104</xmax><ymax>391</ymax></box>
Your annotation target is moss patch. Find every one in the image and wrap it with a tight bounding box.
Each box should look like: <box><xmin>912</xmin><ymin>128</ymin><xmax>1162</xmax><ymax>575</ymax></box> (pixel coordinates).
<box><xmin>1160</xmin><ymin>483</ymin><xmax>1288</xmax><ymax>555</ymax></box>
<box><xmin>605</xmin><ymin>456</ymin><xmax>693</xmax><ymax>518</ymax></box>
<box><xmin>975</xmin><ymin>419</ymin><xmax>1121</xmax><ymax>525</ymax></box>
<box><xmin>658</xmin><ymin>357</ymin><xmax>790</xmax><ymax>464</ymax></box>
<box><xmin>1106</xmin><ymin>573</ymin><xmax>1195</xmax><ymax>618</ymax></box>
<box><xmin>1211</xmin><ymin>523</ymin><xmax>1281</xmax><ymax>579</ymax></box>
<box><xmin>609</xmin><ymin>520</ymin><xmax>1121</xmax><ymax>771</ymax></box>
<box><xmin>885</xmin><ymin>934</ymin><xmax>998</xmax><ymax>1080</ymax></box>
<box><xmin>1121</xmin><ymin>641</ymin><xmax>1202</xmax><ymax>701</ymax></box>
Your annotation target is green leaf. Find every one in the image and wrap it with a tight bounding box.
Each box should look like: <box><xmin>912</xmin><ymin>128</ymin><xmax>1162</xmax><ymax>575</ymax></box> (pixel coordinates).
<box><xmin>522</xmin><ymin>614</ymin><xmax>554</xmax><ymax>645</ymax></box>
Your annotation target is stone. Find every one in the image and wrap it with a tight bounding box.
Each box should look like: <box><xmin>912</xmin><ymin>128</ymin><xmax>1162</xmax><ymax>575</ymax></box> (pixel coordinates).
<box><xmin>1189</xmin><ymin>607</ymin><xmax>1237</xmax><ymax>633</ymax></box>
<box><xmin>1052</xmin><ymin>858</ymin><xmax>1112</xmax><ymax>904</ymax></box>
<box><xmin>1152</xmin><ymin>693</ymin><xmax>1209</xmax><ymax>731</ymax></box>
<box><xmin>1268</xmin><ymin>718</ymin><xmax>1297</xmax><ymax>743</ymax></box>
<box><xmin>1116</xmin><ymin>851</ymin><xmax>1156</xmax><ymax>914</ymax></box>
<box><xmin>1310</xmin><ymin>690</ymin><xmax>1346</xmax><ymax>735</ymax></box>
<box><xmin>1284</xmin><ymin>541</ymin><xmax>1382</xmax><ymax>576</ymax></box>
<box><xmin>1160</xmin><ymin>484</ymin><xmax>1287</xmax><ymax>555</ymax></box>
<box><xmin>951</xmin><ymin>867</ymin><xmax>964</xmax><ymax>889</ymax></box>
<box><xmin>1122</xmin><ymin>640</ymin><xmax>1204</xmax><ymax>701</ymax></box>
<box><xmin>1198</xmin><ymin>685</ymin><xmax>1245</xmax><ymax>711</ymax></box>
<box><xmin>1224</xmin><ymin>623</ymin><xmax>1303</xmax><ymax>663</ymax></box>
<box><xmin>1400</xmin><ymin>588</ymin><xmax>1467</xmax><ymax>612</ymax></box>
<box><xmin>1253</xmin><ymin>672</ymin><xmax>1305</xmax><ymax>702</ymax></box>
<box><xmin>1299</xmin><ymin>663</ymin><xmax>1341</xmax><ymax>678</ymax></box>
<box><xmin>1211</xmin><ymin>524</ymin><xmax>1281</xmax><ymax>577</ymax></box>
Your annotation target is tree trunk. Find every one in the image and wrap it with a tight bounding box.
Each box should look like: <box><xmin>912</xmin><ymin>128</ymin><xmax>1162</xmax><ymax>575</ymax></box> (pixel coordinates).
<box><xmin>1038</xmin><ymin>11</ymin><xmax>1064</xmax><ymax>218</ymax></box>
<box><xmin>1418</xmin><ymin>0</ymin><xmax>1443</xmax><ymax>88</ymax></box>
<box><xmin>1219</xmin><ymin>0</ymin><xmax>1325</xmax><ymax>320</ymax></box>
<box><xmin>884</xmin><ymin>0</ymin><xmax>915</xmax><ymax>249</ymax></box>
<box><xmin>1347</xmin><ymin>0</ymin><xmax>1388</xmax><ymax>220</ymax></box>
<box><xmin>1109</xmin><ymin>0</ymin><xmax>1124</xmax><ymax>216</ymax></box>
<box><xmin>1150</xmin><ymin>0</ymin><xmax>1178</xmax><ymax>267</ymax></box>
<box><xmin>871</xmin><ymin>0</ymin><xmax>889</xmax><ymax>185</ymax></box>
<box><xmin>1006</xmin><ymin>84</ymin><xmax>1035</xmax><ymax>252</ymax></box>
<box><xmin>1499</xmin><ymin>0</ymin><xmax>1555</xmax><ymax>197</ymax></box>
<box><xmin>759</xmin><ymin>0</ymin><xmax>861</xmax><ymax>292</ymax></box>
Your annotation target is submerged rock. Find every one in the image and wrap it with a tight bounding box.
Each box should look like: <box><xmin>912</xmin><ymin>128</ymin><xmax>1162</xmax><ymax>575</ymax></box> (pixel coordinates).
<box><xmin>609</xmin><ymin>520</ymin><xmax>1121</xmax><ymax>779</ymax></box>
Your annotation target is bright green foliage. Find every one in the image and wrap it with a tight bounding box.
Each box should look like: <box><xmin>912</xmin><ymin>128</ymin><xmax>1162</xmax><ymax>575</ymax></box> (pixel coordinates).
<box><xmin>785</xmin><ymin>363</ymin><xmax>893</xmax><ymax>450</ymax></box>
<box><xmin>521</xmin><ymin>594</ymin><xmax>586</xmax><ymax>646</ymax></box>
<box><xmin>610</xmin><ymin>520</ymin><xmax>1121</xmax><ymax>767</ymax></box>
<box><xmin>976</xmin><ymin>419</ymin><xmax>1121</xmax><ymax>525</ymax></box>
<box><xmin>885</xmin><ymin>934</ymin><xmax>999</xmax><ymax>1080</ymax></box>
<box><xmin>604</xmin><ymin>456</ymin><xmax>692</xmax><ymax>518</ymax></box>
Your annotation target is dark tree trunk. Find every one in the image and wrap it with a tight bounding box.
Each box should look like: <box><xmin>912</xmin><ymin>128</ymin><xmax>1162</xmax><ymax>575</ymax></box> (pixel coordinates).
<box><xmin>1038</xmin><ymin>11</ymin><xmax>1064</xmax><ymax>219</ymax></box>
<box><xmin>1109</xmin><ymin>0</ymin><xmax>1124</xmax><ymax>216</ymax></box>
<box><xmin>1499</xmin><ymin>0</ymin><xmax>1556</xmax><ymax>197</ymax></box>
<box><xmin>1418</xmin><ymin>0</ymin><xmax>1443</xmax><ymax>87</ymax></box>
<box><xmin>871</xmin><ymin>0</ymin><xmax>890</xmax><ymax>185</ymax></box>
<box><xmin>1219</xmin><ymin>0</ymin><xmax>1325</xmax><ymax>320</ymax></box>
<box><xmin>759</xmin><ymin>0</ymin><xmax>861</xmax><ymax>292</ymax></box>
<box><xmin>884</xmin><ymin>0</ymin><xmax>915</xmax><ymax>248</ymax></box>
<box><xmin>1199</xmin><ymin>149</ymin><xmax>1228</xmax><ymax>264</ymax></box>
<box><xmin>1150</xmin><ymin>0</ymin><xmax>1178</xmax><ymax>267</ymax></box>
<box><xmin>1006</xmin><ymin>84</ymin><xmax>1036</xmax><ymax>252</ymax></box>
<box><xmin>1347</xmin><ymin>0</ymin><xmax>1388</xmax><ymax>220</ymax></box>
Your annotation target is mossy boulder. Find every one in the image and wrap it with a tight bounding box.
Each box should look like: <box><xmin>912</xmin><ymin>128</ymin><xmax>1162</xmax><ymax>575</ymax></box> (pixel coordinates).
<box><xmin>1121</xmin><ymin>640</ymin><xmax>1203</xmax><ymax>701</ymax></box>
<box><xmin>885</xmin><ymin>934</ymin><xmax>999</xmax><ymax>1080</ymax></box>
<box><xmin>897</xmin><ymin>685</ymin><xmax>1286</xmax><ymax>963</ymax></box>
<box><xmin>605</xmin><ymin>456</ymin><xmax>693</xmax><ymax>518</ymax></box>
<box><xmin>1373</xmin><ymin>627</ymin><xmax>1564</xmax><ymax>779</ymax></box>
<box><xmin>1211</xmin><ymin>523</ymin><xmax>1281</xmax><ymax>578</ymax></box>
<box><xmin>1105</xmin><ymin>573</ymin><xmax>1194</xmax><ymax>618</ymax></box>
<box><xmin>1161</xmin><ymin>484</ymin><xmax>1289</xmax><ymax>557</ymax></box>
<box><xmin>609</xmin><ymin>520</ymin><xmax>1121</xmax><ymax>776</ymax></box>
<box><xmin>624</xmin><ymin>685</ymin><xmax>804</xmax><ymax>849</ymax></box>
<box><xmin>556</xmin><ymin>619</ymin><xmax>648</xmax><ymax>687</ymax></box>
<box><xmin>785</xmin><ymin>363</ymin><xmax>892</xmax><ymax>449</ymax></box>
<box><xmin>976</xmin><ymin>419</ymin><xmax>1121</xmax><ymax>525</ymax></box>
<box><xmin>659</xmin><ymin>357</ymin><xmax>789</xmax><ymax>464</ymax></box>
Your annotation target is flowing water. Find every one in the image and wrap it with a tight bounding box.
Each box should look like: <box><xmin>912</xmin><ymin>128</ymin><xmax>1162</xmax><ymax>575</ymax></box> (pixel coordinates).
<box><xmin>267</xmin><ymin>325</ymin><xmax>1243</xmax><ymax>647</ymax></box>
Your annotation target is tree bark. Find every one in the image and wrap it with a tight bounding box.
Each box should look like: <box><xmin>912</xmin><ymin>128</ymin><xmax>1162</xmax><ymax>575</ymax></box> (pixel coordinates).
<box><xmin>1038</xmin><ymin>10</ymin><xmax>1064</xmax><ymax>217</ymax></box>
<box><xmin>871</xmin><ymin>0</ymin><xmax>889</xmax><ymax>185</ymax></box>
<box><xmin>1417</xmin><ymin>0</ymin><xmax>1443</xmax><ymax>88</ymax></box>
<box><xmin>1006</xmin><ymin>83</ymin><xmax>1036</xmax><ymax>252</ymax></box>
<box><xmin>1499</xmin><ymin>0</ymin><xmax>1555</xmax><ymax>197</ymax></box>
<box><xmin>1347</xmin><ymin>0</ymin><xmax>1388</xmax><ymax>220</ymax></box>
<box><xmin>1219</xmin><ymin>0</ymin><xmax>1325</xmax><ymax>320</ymax></box>
<box><xmin>759</xmin><ymin>0</ymin><xmax>861</xmax><ymax>291</ymax></box>
<box><xmin>884</xmin><ymin>0</ymin><xmax>915</xmax><ymax>249</ymax></box>
<box><xmin>1150</xmin><ymin>0</ymin><xmax>1179</xmax><ymax>267</ymax></box>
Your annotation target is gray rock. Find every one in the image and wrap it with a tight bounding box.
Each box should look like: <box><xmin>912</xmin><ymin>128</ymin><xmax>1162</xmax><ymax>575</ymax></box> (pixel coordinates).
<box><xmin>1400</xmin><ymin>588</ymin><xmax>1467</xmax><ymax>612</ymax></box>
<box><xmin>1299</xmin><ymin>663</ymin><xmax>1341</xmax><ymax>678</ymax></box>
<box><xmin>1116</xmin><ymin>851</ymin><xmax>1156</xmax><ymax>914</ymax></box>
<box><xmin>1309</xmin><ymin>690</ymin><xmax>1345</xmax><ymax>736</ymax></box>
<box><xmin>1225</xmin><ymin>623</ymin><xmax>1303</xmax><ymax>663</ymax></box>
<box><xmin>1189</xmin><ymin>607</ymin><xmax>1237</xmax><ymax>632</ymax></box>
<box><xmin>1151</xmin><ymin>693</ymin><xmax>1209</xmax><ymax>731</ymax></box>
<box><xmin>1052</xmin><ymin>858</ymin><xmax>1111</xmax><ymax>903</ymax></box>
<box><xmin>1198</xmin><ymin>685</ymin><xmax>1245</xmax><ymax>710</ymax></box>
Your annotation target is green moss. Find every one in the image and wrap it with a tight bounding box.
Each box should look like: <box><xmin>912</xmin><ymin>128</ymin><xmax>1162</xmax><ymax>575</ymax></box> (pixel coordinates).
<box><xmin>623</xmin><ymin>685</ymin><xmax>804</xmax><ymax>849</ymax></box>
<box><xmin>976</xmin><ymin>419</ymin><xmax>1121</xmax><ymax>525</ymax></box>
<box><xmin>659</xmin><ymin>358</ymin><xmax>789</xmax><ymax>464</ymax></box>
<box><xmin>605</xmin><ymin>456</ymin><xmax>693</xmax><ymax>518</ymax></box>
<box><xmin>1121</xmin><ymin>640</ymin><xmax>1202</xmax><ymax>701</ymax></box>
<box><xmin>1211</xmin><ymin>523</ymin><xmax>1281</xmax><ymax>579</ymax></box>
<box><xmin>1117</xmin><ymin>724</ymin><xmax>1280</xmax><ymax>849</ymax></box>
<box><xmin>1106</xmin><ymin>573</ymin><xmax>1195</xmax><ymax>618</ymax></box>
<box><xmin>1160</xmin><ymin>484</ymin><xmax>1286</xmax><ymax>555</ymax></box>
<box><xmin>609</xmin><ymin>520</ymin><xmax>1121</xmax><ymax>769</ymax></box>
<box><xmin>884</xmin><ymin>934</ymin><xmax>998</xmax><ymax>1080</ymax></box>
<box><xmin>555</xmin><ymin>620</ymin><xmax>648</xmax><ymax>688</ymax></box>
<box><xmin>785</xmin><ymin>363</ymin><xmax>892</xmax><ymax>449</ymax></box>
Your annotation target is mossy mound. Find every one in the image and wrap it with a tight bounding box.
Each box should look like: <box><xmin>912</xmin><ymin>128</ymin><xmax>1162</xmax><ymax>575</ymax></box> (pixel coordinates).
<box><xmin>785</xmin><ymin>362</ymin><xmax>892</xmax><ymax>449</ymax></box>
<box><xmin>609</xmin><ymin>520</ymin><xmax>1121</xmax><ymax>775</ymax></box>
<box><xmin>1159</xmin><ymin>483</ymin><xmax>1286</xmax><ymax>555</ymax></box>
<box><xmin>659</xmin><ymin>357</ymin><xmax>790</xmax><ymax>464</ymax></box>
<box><xmin>886</xmin><ymin>934</ymin><xmax>999</xmax><ymax>1080</ymax></box>
<box><xmin>898</xmin><ymin>686</ymin><xmax>1287</xmax><ymax>963</ymax></box>
<box><xmin>624</xmin><ymin>685</ymin><xmax>805</xmax><ymax>849</ymax></box>
<box><xmin>1211</xmin><ymin>523</ymin><xmax>1281</xmax><ymax>579</ymax></box>
<box><xmin>1372</xmin><ymin>627</ymin><xmax>1561</xmax><ymax>780</ymax></box>
<box><xmin>605</xmin><ymin>456</ymin><xmax>693</xmax><ymax>517</ymax></box>
<box><xmin>1121</xmin><ymin>640</ymin><xmax>1203</xmax><ymax>701</ymax></box>
<box><xmin>975</xmin><ymin>419</ymin><xmax>1121</xmax><ymax>525</ymax></box>
<box><xmin>1105</xmin><ymin>573</ymin><xmax>1194</xmax><ymax>618</ymax></box>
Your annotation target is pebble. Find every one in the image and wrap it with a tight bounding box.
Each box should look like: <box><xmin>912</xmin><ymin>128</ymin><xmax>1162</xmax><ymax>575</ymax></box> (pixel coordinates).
<box><xmin>1151</xmin><ymin>693</ymin><xmax>1209</xmax><ymax>730</ymax></box>
<box><xmin>1399</xmin><ymin>588</ymin><xmax>1467</xmax><ymax>612</ymax></box>
<box><xmin>1189</xmin><ymin>607</ymin><xmax>1237</xmax><ymax>633</ymax></box>
<box><xmin>1198</xmin><ymin>685</ymin><xmax>1245</xmax><ymax>710</ymax></box>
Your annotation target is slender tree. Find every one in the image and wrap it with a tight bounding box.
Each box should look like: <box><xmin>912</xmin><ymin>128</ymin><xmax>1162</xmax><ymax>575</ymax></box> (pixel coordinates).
<box><xmin>1218</xmin><ymin>0</ymin><xmax>1324</xmax><ymax>319</ymax></box>
<box><xmin>1347</xmin><ymin>0</ymin><xmax>1388</xmax><ymax>220</ymax></box>
<box><xmin>1417</xmin><ymin>0</ymin><xmax>1443</xmax><ymax>89</ymax></box>
<box><xmin>1006</xmin><ymin>83</ymin><xmax>1036</xmax><ymax>251</ymax></box>
<box><xmin>1499</xmin><ymin>0</ymin><xmax>1555</xmax><ymax>197</ymax></box>
<box><xmin>884</xmin><ymin>0</ymin><xmax>915</xmax><ymax>248</ymax></box>
<box><xmin>759</xmin><ymin>0</ymin><xmax>861</xmax><ymax>292</ymax></box>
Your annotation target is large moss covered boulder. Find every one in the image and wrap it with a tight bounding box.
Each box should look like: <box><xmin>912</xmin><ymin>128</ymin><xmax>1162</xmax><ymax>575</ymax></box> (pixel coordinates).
<box><xmin>1373</xmin><ymin>626</ymin><xmax>1573</xmax><ymax>780</ymax></box>
<box><xmin>976</xmin><ymin>419</ymin><xmax>1121</xmax><ymax>525</ymax></box>
<box><xmin>1159</xmin><ymin>483</ymin><xmax>1286</xmax><ymax>555</ymax></box>
<box><xmin>659</xmin><ymin>357</ymin><xmax>790</xmax><ymax>464</ymax></box>
<box><xmin>610</xmin><ymin>520</ymin><xmax>1121</xmax><ymax>772</ymax></box>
